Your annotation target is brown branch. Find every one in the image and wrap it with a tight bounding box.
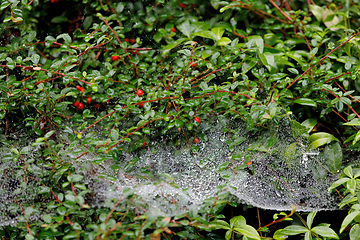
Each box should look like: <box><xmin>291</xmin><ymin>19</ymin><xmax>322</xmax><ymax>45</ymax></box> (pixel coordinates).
<box><xmin>257</xmin><ymin>206</ymin><xmax>297</xmax><ymax>231</ymax></box>
<box><xmin>287</xmin><ymin>31</ymin><xmax>360</xmax><ymax>89</ymax></box>
<box><xmin>268</xmin><ymin>0</ymin><xmax>293</xmax><ymax>21</ymax></box>
<box><xmin>106</xmin><ymin>118</ymin><xmax>164</xmax><ymax>152</ymax></box>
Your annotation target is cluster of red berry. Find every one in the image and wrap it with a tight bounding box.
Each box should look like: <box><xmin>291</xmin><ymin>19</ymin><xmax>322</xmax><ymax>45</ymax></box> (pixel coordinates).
<box><xmin>136</xmin><ymin>90</ymin><xmax>145</xmax><ymax>108</ymax></box>
<box><xmin>111</xmin><ymin>56</ymin><xmax>119</xmax><ymax>61</ymax></box>
<box><xmin>73</xmin><ymin>85</ymin><xmax>92</xmax><ymax>110</ymax></box>
<box><xmin>124</xmin><ymin>38</ymin><xmax>136</xmax><ymax>44</ymax></box>
<box><xmin>73</xmin><ymin>87</ymin><xmax>201</xmax><ymax>143</ymax></box>
<box><xmin>193</xmin><ymin>117</ymin><xmax>201</xmax><ymax>143</ymax></box>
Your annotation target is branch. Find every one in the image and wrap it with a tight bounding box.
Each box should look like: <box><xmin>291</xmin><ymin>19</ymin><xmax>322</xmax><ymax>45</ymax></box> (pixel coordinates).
<box><xmin>287</xmin><ymin>31</ymin><xmax>360</xmax><ymax>89</ymax></box>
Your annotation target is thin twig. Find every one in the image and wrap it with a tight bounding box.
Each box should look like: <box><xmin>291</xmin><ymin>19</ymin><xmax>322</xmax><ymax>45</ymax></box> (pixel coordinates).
<box><xmin>287</xmin><ymin>31</ymin><xmax>360</xmax><ymax>89</ymax></box>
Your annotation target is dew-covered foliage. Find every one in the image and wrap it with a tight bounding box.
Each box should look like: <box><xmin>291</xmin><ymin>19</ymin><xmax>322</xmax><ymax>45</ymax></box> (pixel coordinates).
<box><xmin>2</xmin><ymin>0</ymin><xmax>360</xmax><ymax>239</ymax></box>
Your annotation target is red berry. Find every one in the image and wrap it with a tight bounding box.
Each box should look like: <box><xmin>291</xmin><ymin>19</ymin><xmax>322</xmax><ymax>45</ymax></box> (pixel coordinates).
<box><xmin>136</xmin><ymin>89</ymin><xmax>144</xmax><ymax>97</ymax></box>
<box><xmin>76</xmin><ymin>102</ymin><xmax>84</xmax><ymax>110</ymax></box>
<box><xmin>76</xmin><ymin>85</ymin><xmax>84</xmax><ymax>93</ymax></box>
<box><xmin>194</xmin><ymin>138</ymin><xmax>199</xmax><ymax>143</ymax></box>
<box><xmin>179</xmin><ymin>3</ymin><xmax>187</xmax><ymax>8</ymax></box>
<box><xmin>194</xmin><ymin>117</ymin><xmax>201</xmax><ymax>123</ymax></box>
<box><xmin>139</xmin><ymin>102</ymin><xmax>144</xmax><ymax>108</ymax></box>
<box><xmin>190</xmin><ymin>61</ymin><xmax>197</xmax><ymax>67</ymax></box>
<box><xmin>130</xmin><ymin>39</ymin><xmax>136</xmax><ymax>44</ymax></box>
<box><xmin>143</xmin><ymin>142</ymin><xmax>146</xmax><ymax>147</ymax></box>
<box><xmin>171</xmin><ymin>27</ymin><xmax>176</xmax><ymax>33</ymax></box>
<box><xmin>111</xmin><ymin>55</ymin><xmax>119</xmax><ymax>61</ymax></box>
<box><xmin>95</xmin><ymin>103</ymin><xmax>101</xmax><ymax>109</ymax></box>
<box><xmin>124</xmin><ymin>38</ymin><xmax>130</xmax><ymax>43</ymax></box>
<box><xmin>87</xmin><ymin>97</ymin><xmax>92</xmax><ymax>104</ymax></box>
<box><xmin>73</xmin><ymin>101</ymin><xmax>80</xmax><ymax>107</ymax></box>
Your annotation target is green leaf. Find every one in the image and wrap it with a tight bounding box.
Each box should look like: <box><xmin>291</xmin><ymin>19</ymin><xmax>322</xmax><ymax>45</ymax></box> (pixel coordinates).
<box><xmin>142</xmin><ymin>127</ymin><xmax>150</xmax><ymax>134</ymax></box>
<box><xmin>30</xmin><ymin>54</ymin><xmax>40</xmax><ymax>65</ymax></box>
<box><xmin>175</xmin><ymin>119</ymin><xmax>183</xmax><ymax>127</ymax></box>
<box><xmin>110</xmin><ymin>129</ymin><xmax>119</xmax><ymax>141</ymax></box>
<box><xmin>307</xmin><ymin>212</ymin><xmax>316</xmax><ymax>229</ymax></box>
<box><xmin>56</xmin><ymin>33</ymin><xmax>72</xmax><ymax>45</ymax></box>
<box><xmin>68</xmin><ymin>174</ymin><xmax>84</xmax><ymax>182</ymax></box>
<box><xmin>312</xmin><ymin>226</ymin><xmax>338</xmax><ymax>239</ymax></box>
<box><xmin>210</xmin><ymin>220</ymin><xmax>230</xmax><ymax>230</ymax></box>
<box><xmin>344</xmin><ymin>165</ymin><xmax>354</xmax><ymax>178</ymax></box>
<box><xmin>83</xmin><ymin>16</ymin><xmax>93</xmax><ymax>30</ymax></box>
<box><xmin>178</xmin><ymin>21</ymin><xmax>192</xmax><ymax>38</ymax></box>
<box><xmin>25</xmin><ymin>234</ymin><xmax>34</xmax><ymax>240</ymax></box>
<box><xmin>91</xmin><ymin>83</ymin><xmax>99</xmax><ymax>92</ymax></box>
<box><xmin>328</xmin><ymin>177</ymin><xmax>350</xmax><ymax>191</ymax></box>
<box><xmin>211</xmin><ymin>27</ymin><xmax>225</xmax><ymax>40</ymax></box>
<box><xmin>281</xmin><ymin>225</ymin><xmax>308</xmax><ymax>235</ymax></box>
<box><xmin>248</xmin><ymin>35</ymin><xmax>264</xmax><ymax>54</ymax></box>
<box><xmin>273</xmin><ymin>229</ymin><xmax>288</xmax><ymax>240</ymax></box>
<box><xmin>242</xmin><ymin>59</ymin><xmax>257</xmax><ymax>74</ymax></box>
<box><xmin>164</xmin><ymin>38</ymin><xmax>187</xmax><ymax>54</ymax></box>
<box><xmin>341</xmin><ymin>211</ymin><xmax>360</xmax><ymax>233</ymax></box>
<box><xmin>259</xmin><ymin>52</ymin><xmax>275</xmax><ymax>67</ymax></box>
<box><xmin>12</xmin><ymin>17</ymin><xmax>23</xmax><ymax>23</ymax></box>
<box><xmin>350</xmin><ymin>224</ymin><xmax>360</xmax><ymax>240</ymax></box>
<box><xmin>6</xmin><ymin>57</ymin><xmax>15</xmax><ymax>70</ymax></box>
<box><xmin>288</xmin><ymin>68</ymin><xmax>299</xmax><ymax>74</ymax></box>
<box><xmin>324</xmin><ymin>142</ymin><xmax>342</xmax><ymax>174</ymax></box>
<box><xmin>63</xmin><ymin>232</ymin><xmax>78</xmax><ymax>239</ymax></box>
<box><xmin>153</xmin><ymin>31</ymin><xmax>163</xmax><ymax>43</ymax></box>
<box><xmin>192</xmin><ymin>30</ymin><xmax>217</xmax><ymax>41</ymax></box>
<box><xmin>217</xmin><ymin>37</ymin><xmax>232</xmax><ymax>46</ymax></box>
<box><xmin>340</xmin><ymin>96</ymin><xmax>352</xmax><ymax>106</ymax></box>
<box><xmin>344</xmin><ymin>119</ymin><xmax>360</xmax><ymax>126</ymax></box>
<box><xmin>11</xmin><ymin>148</ymin><xmax>19</xmax><ymax>155</ymax></box>
<box><xmin>233</xmin><ymin>225</ymin><xmax>261</xmax><ymax>240</ymax></box>
<box><xmin>309</xmin><ymin>132</ymin><xmax>339</xmax><ymax>150</ymax></box>
<box><xmin>0</xmin><ymin>2</ymin><xmax>10</xmax><ymax>11</ymax></box>
<box><xmin>284</xmin><ymin>142</ymin><xmax>297</xmax><ymax>168</ymax></box>
<box><xmin>347</xmin><ymin>178</ymin><xmax>357</xmax><ymax>195</ymax></box>
<box><xmin>44</xmin><ymin>130</ymin><xmax>55</xmax><ymax>139</ymax></box>
<box><xmin>43</xmin><ymin>214</ymin><xmax>52</xmax><ymax>223</ymax></box>
<box><xmin>302</xmin><ymin>118</ymin><xmax>317</xmax><ymax>133</ymax></box>
<box><xmin>353</xmin><ymin>131</ymin><xmax>360</xmax><ymax>145</ymax></box>
<box><xmin>51</xmin><ymin>16</ymin><xmax>67</xmax><ymax>23</ymax></box>
<box><xmin>294</xmin><ymin>98</ymin><xmax>317</xmax><ymax>107</ymax></box>
<box><xmin>339</xmin><ymin>194</ymin><xmax>357</xmax><ymax>209</ymax></box>
<box><xmin>230</xmin><ymin>215</ymin><xmax>246</xmax><ymax>228</ymax></box>
<box><xmin>225</xmin><ymin>230</ymin><xmax>232</xmax><ymax>240</ymax></box>
<box><xmin>98</xmin><ymin>173</ymin><xmax>117</xmax><ymax>182</ymax></box>
<box><xmin>39</xmin><ymin>186</ymin><xmax>50</xmax><ymax>194</ymax></box>
<box><xmin>309</xmin><ymin>4</ymin><xmax>324</xmax><ymax>22</ymax></box>
<box><xmin>116</xmin><ymin>2</ymin><xmax>124</xmax><ymax>12</ymax></box>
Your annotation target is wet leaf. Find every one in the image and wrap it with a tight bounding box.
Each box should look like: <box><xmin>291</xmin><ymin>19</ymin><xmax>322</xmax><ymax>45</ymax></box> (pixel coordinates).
<box><xmin>248</xmin><ymin>35</ymin><xmax>264</xmax><ymax>54</ymax></box>
<box><xmin>324</xmin><ymin>142</ymin><xmax>342</xmax><ymax>173</ymax></box>
<box><xmin>294</xmin><ymin>98</ymin><xmax>317</xmax><ymax>107</ymax></box>
<box><xmin>341</xmin><ymin>211</ymin><xmax>360</xmax><ymax>233</ymax></box>
<box><xmin>309</xmin><ymin>132</ymin><xmax>339</xmax><ymax>150</ymax></box>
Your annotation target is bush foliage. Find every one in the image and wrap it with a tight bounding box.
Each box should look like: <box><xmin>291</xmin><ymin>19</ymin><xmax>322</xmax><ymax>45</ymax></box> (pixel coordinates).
<box><xmin>2</xmin><ymin>0</ymin><xmax>360</xmax><ymax>239</ymax></box>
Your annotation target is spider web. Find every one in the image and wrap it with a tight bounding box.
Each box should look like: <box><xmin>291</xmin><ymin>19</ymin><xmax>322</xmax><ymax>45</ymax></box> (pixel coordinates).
<box><xmin>92</xmin><ymin>116</ymin><xmax>342</xmax><ymax>213</ymax></box>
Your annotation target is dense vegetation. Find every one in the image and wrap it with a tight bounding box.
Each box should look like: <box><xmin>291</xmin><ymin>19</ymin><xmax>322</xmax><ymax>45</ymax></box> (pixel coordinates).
<box><xmin>2</xmin><ymin>0</ymin><xmax>360</xmax><ymax>239</ymax></box>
